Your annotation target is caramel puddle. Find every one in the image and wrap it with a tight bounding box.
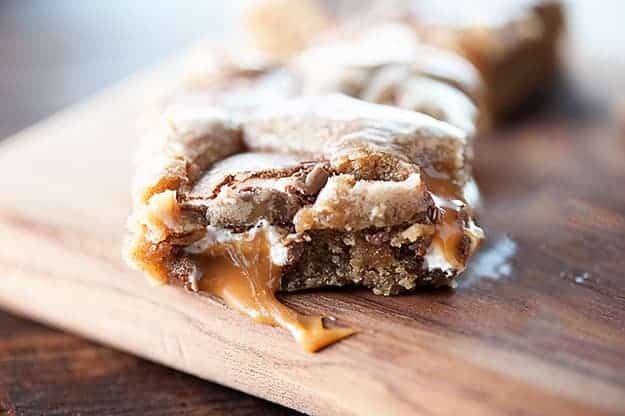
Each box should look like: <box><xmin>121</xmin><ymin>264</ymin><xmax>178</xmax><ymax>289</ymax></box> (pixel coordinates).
<box><xmin>192</xmin><ymin>230</ymin><xmax>354</xmax><ymax>352</ymax></box>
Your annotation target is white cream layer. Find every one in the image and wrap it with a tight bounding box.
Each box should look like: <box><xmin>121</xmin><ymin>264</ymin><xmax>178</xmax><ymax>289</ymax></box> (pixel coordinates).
<box><xmin>185</xmin><ymin>220</ymin><xmax>289</xmax><ymax>266</ymax></box>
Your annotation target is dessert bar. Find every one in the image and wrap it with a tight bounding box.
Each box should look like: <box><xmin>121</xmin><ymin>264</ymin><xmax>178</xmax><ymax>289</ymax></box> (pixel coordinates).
<box><xmin>177</xmin><ymin>27</ymin><xmax>484</xmax><ymax>137</ymax></box>
<box><xmin>125</xmin><ymin>95</ymin><xmax>483</xmax><ymax>351</ymax></box>
<box><xmin>245</xmin><ymin>0</ymin><xmax>564</xmax><ymax>118</ymax></box>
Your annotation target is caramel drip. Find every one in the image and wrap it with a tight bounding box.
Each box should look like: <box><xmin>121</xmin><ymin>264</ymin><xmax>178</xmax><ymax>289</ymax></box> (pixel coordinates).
<box><xmin>422</xmin><ymin>166</ymin><xmax>466</xmax><ymax>202</ymax></box>
<box><xmin>432</xmin><ymin>207</ymin><xmax>466</xmax><ymax>269</ymax></box>
<box><xmin>422</xmin><ymin>168</ymin><xmax>479</xmax><ymax>268</ymax></box>
<box><xmin>193</xmin><ymin>231</ymin><xmax>354</xmax><ymax>352</ymax></box>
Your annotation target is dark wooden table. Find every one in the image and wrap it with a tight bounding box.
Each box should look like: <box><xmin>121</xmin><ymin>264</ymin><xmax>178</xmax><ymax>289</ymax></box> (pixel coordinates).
<box><xmin>0</xmin><ymin>1</ymin><xmax>298</xmax><ymax>414</ymax></box>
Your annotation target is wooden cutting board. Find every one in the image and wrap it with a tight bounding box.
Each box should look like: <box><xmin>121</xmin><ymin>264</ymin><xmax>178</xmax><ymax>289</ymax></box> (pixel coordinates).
<box><xmin>1</xmin><ymin>54</ymin><xmax>624</xmax><ymax>416</ymax></box>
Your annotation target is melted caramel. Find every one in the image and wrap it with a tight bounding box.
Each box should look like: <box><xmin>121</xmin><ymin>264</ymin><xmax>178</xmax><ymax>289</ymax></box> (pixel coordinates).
<box><xmin>432</xmin><ymin>207</ymin><xmax>466</xmax><ymax>269</ymax></box>
<box><xmin>186</xmin><ymin>167</ymin><xmax>478</xmax><ymax>351</ymax></box>
<box><xmin>422</xmin><ymin>167</ymin><xmax>465</xmax><ymax>202</ymax></box>
<box><xmin>193</xmin><ymin>231</ymin><xmax>354</xmax><ymax>352</ymax></box>
<box><xmin>422</xmin><ymin>168</ymin><xmax>481</xmax><ymax>268</ymax></box>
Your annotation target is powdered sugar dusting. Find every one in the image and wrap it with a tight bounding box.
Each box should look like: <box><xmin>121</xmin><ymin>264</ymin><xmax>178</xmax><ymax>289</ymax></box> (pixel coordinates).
<box><xmin>461</xmin><ymin>235</ymin><xmax>517</xmax><ymax>287</ymax></box>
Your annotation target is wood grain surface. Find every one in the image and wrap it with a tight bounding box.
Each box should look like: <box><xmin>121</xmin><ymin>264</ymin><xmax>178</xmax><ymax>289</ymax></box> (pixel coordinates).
<box><xmin>1</xmin><ymin>43</ymin><xmax>625</xmax><ymax>416</ymax></box>
<box><xmin>0</xmin><ymin>313</ymin><xmax>299</xmax><ymax>416</ymax></box>
<box><xmin>2</xmin><ymin>2</ymin><xmax>625</xmax><ymax>416</ymax></box>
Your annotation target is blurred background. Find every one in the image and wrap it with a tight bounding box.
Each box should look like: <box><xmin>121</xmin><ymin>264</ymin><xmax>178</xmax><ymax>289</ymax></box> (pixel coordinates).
<box><xmin>0</xmin><ymin>0</ymin><xmax>624</xmax><ymax>414</ymax></box>
<box><xmin>1</xmin><ymin>0</ymin><xmax>624</xmax><ymax>140</ymax></box>
<box><xmin>0</xmin><ymin>0</ymin><xmax>235</xmax><ymax>139</ymax></box>
<box><xmin>1</xmin><ymin>0</ymin><xmax>625</xmax><ymax>139</ymax></box>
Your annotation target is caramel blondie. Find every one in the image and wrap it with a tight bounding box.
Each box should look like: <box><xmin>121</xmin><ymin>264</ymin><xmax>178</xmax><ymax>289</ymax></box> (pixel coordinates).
<box><xmin>125</xmin><ymin>95</ymin><xmax>483</xmax><ymax>351</ymax></box>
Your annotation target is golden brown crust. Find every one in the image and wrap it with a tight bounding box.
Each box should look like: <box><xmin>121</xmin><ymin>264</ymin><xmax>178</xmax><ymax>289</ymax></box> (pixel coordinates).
<box><xmin>125</xmin><ymin>109</ymin><xmax>243</xmax><ymax>284</ymax></box>
<box><xmin>412</xmin><ymin>1</ymin><xmax>565</xmax><ymax>117</ymax></box>
<box><xmin>131</xmin><ymin>107</ymin><xmax>244</xmax><ymax>205</ymax></box>
<box><xmin>244</xmin><ymin>0</ymin><xmax>332</xmax><ymax>60</ymax></box>
<box><xmin>244</xmin><ymin>94</ymin><xmax>470</xmax><ymax>182</ymax></box>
